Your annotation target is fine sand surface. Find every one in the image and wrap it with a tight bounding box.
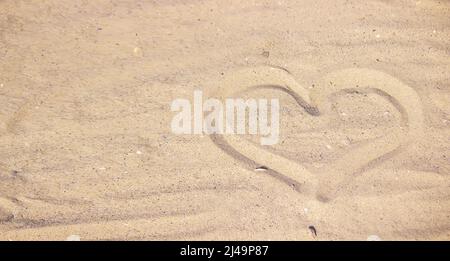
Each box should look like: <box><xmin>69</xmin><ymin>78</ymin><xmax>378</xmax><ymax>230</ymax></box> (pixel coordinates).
<box><xmin>0</xmin><ymin>0</ymin><xmax>449</xmax><ymax>240</ymax></box>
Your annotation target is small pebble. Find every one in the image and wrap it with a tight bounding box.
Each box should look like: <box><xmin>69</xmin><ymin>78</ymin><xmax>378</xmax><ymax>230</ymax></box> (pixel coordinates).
<box><xmin>133</xmin><ymin>47</ymin><xmax>143</xmax><ymax>57</ymax></box>
<box><xmin>367</xmin><ymin>235</ymin><xmax>381</xmax><ymax>241</ymax></box>
<box><xmin>308</xmin><ymin>226</ymin><xmax>317</xmax><ymax>237</ymax></box>
<box><xmin>255</xmin><ymin>166</ymin><xmax>268</xmax><ymax>172</ymax></box>
<box><xmin>65</xmin><ymin>235</ymin><xmax>81</xmax><ymax>241</ymax></box>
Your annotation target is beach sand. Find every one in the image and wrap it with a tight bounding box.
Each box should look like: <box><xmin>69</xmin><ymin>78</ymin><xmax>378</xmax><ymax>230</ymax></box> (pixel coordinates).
<box><xmin>0</xmin><ymin>0</ymin><xmax>449</xmax><ymax>240</ymax></box>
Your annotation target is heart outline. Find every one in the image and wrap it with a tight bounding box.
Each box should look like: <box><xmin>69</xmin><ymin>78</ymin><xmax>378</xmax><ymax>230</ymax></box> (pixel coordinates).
<box><xmin>210</xmin><ymin>66</ymin><xmax>424</xmax><ymax>201</ymax></box>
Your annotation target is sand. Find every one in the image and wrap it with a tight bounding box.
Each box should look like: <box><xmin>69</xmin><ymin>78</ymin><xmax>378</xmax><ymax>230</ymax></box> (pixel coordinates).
<box><xmin>0</xmin><ymin>0</ymin><xmax>449</xmax><ymax>240</ymax></box>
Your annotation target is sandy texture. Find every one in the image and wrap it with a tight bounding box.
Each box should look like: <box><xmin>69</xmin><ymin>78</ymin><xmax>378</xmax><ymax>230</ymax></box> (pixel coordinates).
<box><xmin>0</xmin><ymin>0</ymin><xmax>449</xmax><ymax>240</ymax></box>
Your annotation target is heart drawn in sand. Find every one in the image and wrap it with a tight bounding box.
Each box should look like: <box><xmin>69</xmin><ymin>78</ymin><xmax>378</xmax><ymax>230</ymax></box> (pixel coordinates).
<box><xmin>210</xmin><ymin>66</ymin><xmax>424</xmax><ymax>201</ymax></box>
